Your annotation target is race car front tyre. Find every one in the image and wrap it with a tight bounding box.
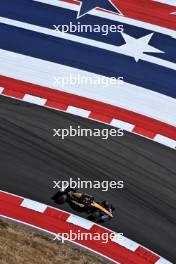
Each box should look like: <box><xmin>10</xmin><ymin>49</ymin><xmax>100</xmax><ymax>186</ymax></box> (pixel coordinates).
<box><xmin>91</xmin><ymin>210</ymin><xmax>101</xmax><ymax>221</ymax></box>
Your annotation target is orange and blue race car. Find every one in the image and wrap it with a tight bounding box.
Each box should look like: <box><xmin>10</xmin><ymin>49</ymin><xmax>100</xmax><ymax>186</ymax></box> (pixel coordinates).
<box><xmin>52</xmin><ymin>187</ymin><xmax>115</xmax><ymax>223</ymax></box>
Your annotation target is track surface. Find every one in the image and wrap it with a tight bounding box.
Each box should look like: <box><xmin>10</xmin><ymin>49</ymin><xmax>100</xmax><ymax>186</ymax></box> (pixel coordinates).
<box><xmin>0</xmin><ymin>96</ymin><xmax>176</xmax><ymax>262</ymax></box>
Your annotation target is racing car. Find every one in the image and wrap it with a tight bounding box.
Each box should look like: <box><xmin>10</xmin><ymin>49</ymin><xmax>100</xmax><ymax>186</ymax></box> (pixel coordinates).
<box><xmin>52</xmin><ymin>187</ymin><xmax>115</xmax><ymax>223</ymax></box>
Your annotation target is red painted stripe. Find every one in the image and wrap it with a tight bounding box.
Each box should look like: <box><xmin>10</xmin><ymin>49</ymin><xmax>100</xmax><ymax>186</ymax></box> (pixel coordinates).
<box><xmin>0</xmin><ymin>192</ymin><xmax>23</xmax><ymax>205</ymax></box>
<box><xmin>133</xmin><ymin>127</ymin><xmax>156</xmax><ymax>139</ymax></box>
<box><xmin>113</xmin><ymin>0</ymin><xmax>176</xmax><ymax>30</ymax></box>
<box><xmin>89</xmin><ymin>112</ymin><xmax>113</xmax><ymax>123</ymax></box>
<box><xmin>0</xmin><ymin>75</ymin><xmax>176</xmax><ymax>140</ymax></box>
<box><xmin>45</xmin><ymin>207</ymin><xmax>69</xmax><ymax>221</ymax></box>
<box><xmin>2</xmin><ymin>89</ymin><xmax>25</xmax><ymax>99</ymax></box>
<box><xmin>135</xmin><ymin>247</ymin><xmax>160</xmax><ymax>263</ymax></box>
<box><xmin>45</xmin><ymin>100</ymin><xmax>68</xmax><ymax>111</ymax></box>
<box><xmin>61</xmin><ymin>0</ymin><xmax>176</xmax><ymax>30</ymax></box>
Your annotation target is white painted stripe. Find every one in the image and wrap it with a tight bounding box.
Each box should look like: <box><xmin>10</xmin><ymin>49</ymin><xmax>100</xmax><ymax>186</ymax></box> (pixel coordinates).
<box><xmin>153</xmin><ymin>0</ymin><xmax>176</xmax><ymax>6</ymax></box>
<box><xmin>0</xmin><ymin>49</ymin><xmax>176</xmax><ymax>127</ymax></box>
<box><xmin>154</xmin><ymin>135</ymin><xmax>176</xmax><ymax>149</ymax></box>
<box><xmin>0</xmin><ymin>17</ymin><xmax>175</xmax><ymax>71</ymax></box>
<box><xmin>0</xmin><ymin>87</ymin><xmax>4</xmax><ymax>94</ymax></box>
<box><xmin>23</xmin><ymin>94</ymin><xmax>47</xmax><ymax>106</ymax></box>
<box><xmin>33</xmin><ymin>0</ymin><xmax>61</xmax><ymax>5</ymax></box>
<box><xmin>20</xmin><ymin>199</ymin><xmax>47</xmax><ymax>212</ymax></box>
<box><xmin>67</xmin><ymin>106</ymin><xmax>91</xmax><ymax>117</ymax></box>
<box><xmin>155</xmin><ymin>258</ymin><xmax>173</xmax><ymax>264</ymax></box>
<box><xmin>111</xmin><ymin>119</ymin><xmax>135</xmax><ymax>132</ymax></box>
<box><xmin>171</xmin><ymin>11</ymin><xmax>176</xmax><ymax>14</ymax></box>
<box><xmin>32</xmin><ymin>0</ymin><xmax>176</xmax><ymax>38</ymax></box>
<box><xmin>112</xmin><ymin>234</ymin><xmax>140</xmax><ymax>251</ymax></box>
<box><xmin>67</xmin><ymin>214</ymin><xmax>94</xmax><ymax>230</ymax></box>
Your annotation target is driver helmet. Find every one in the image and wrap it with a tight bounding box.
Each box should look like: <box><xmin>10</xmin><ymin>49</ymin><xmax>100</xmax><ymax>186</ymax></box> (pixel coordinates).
<box><xmin>82</xmin><ymin>194</ymin><xmax>94</xmax><ymax>204</ymax></box>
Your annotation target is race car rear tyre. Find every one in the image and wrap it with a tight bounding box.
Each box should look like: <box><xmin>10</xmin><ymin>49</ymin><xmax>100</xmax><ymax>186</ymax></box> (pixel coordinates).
<box><xmin>66</xmin><ymin>187</ymin><xmax>77</xmax><ymax>192</ymax></box>
<box><xmin>57</xmin><ymin>194</ymin><xmax>68</xmax><ymax>204</ymax></box>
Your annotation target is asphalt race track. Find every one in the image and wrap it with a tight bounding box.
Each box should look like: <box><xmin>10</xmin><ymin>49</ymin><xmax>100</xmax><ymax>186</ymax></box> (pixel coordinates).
<box><xmin>0</xmin><ymin>96</ymin><xmax>176</xmax><ymax>262</ymax></box>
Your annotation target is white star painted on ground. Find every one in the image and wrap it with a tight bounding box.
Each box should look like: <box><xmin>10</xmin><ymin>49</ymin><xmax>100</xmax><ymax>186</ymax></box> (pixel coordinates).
<box><xmin>118</xmin><ymin>33</ymin><xmax>164</xmax><ymax>62</ymax></box>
